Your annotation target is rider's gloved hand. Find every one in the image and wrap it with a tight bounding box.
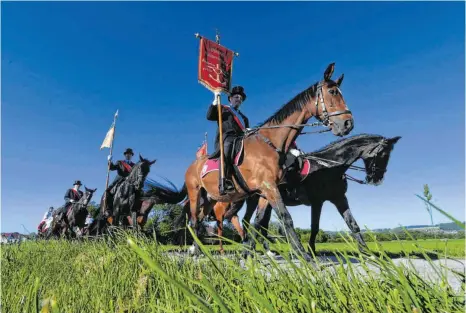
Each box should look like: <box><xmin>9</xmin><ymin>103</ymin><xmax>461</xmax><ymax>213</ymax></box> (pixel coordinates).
<box><xmin>107</xmin><ymin>155</ymin><xmax>112</xmax><ymax>162</ymax></box>
<box><xmin>212</xmin><ymin>91</ymin><xmax>221</xmax><ymax>106</ymax></box>
<box><xmin>70</xmin><ymin>199</ymin><xmax>76</xmax><ymax>203</ymax></box>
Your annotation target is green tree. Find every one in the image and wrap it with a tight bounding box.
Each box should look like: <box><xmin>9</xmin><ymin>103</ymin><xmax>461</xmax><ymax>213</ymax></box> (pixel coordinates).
<box><xmin>87</xmin><ymin>201</ymin><xmax>100</xmax><ymax>218</ymax></box>
<box><xmin>315</xmin><ymin>230</ymin><xmax>330</xmax><ymax>243</ymax></box>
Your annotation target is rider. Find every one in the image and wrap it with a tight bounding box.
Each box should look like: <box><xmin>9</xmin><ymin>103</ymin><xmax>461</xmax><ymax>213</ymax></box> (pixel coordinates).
<box><xmin>286</xmin><ymin>141</ymin><xmax>306</xmax><ymax>200</ymax></box>
<box><xmin>104</xmin><ymin>148</ymin><xmax>135</xmax><ymax>217</ymax></box>
<box><xmin>37</xmin><ymin>206</ymin><xmax>54</xmax><ymax>232</ymax></box>
<box><xmin>55</xmin><ymin>180</ymin><xmax>84</xmax><ymax>219</ymax></box>
<box><xmin>207</xmin><ymin>86</ymin><xmax>250</xmax><ymax>194</ymax></box>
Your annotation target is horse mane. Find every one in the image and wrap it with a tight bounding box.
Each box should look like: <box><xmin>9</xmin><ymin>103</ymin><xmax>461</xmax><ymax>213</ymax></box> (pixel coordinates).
<box><xmin>258</xmin><ymin>82</ymin><xmax>318</xmax><ymax>126</ymax></box>
<box><xmin>127</xmin><ymin>159</ymin><xmax>145</xmax><ymax>180</ymax></box>
<box><xmin>303</xmin><ymin>133</ymin><xmax>385</xmax><ymax>158</ymax></box>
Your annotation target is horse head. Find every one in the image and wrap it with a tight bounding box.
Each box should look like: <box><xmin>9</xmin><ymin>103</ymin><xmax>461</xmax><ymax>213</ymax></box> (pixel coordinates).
<box><xmin>132</xmin><ymin>154</ymin><xmax>157</xmax><ymax>190</ymax></box>
<box><xmin>314</xmin><ymin>63</ymin><xmax>354</xmax><ymax>136</ymax></box>
<box><xmin>363</xmin><ymin>136</ymin><xmax>401</xmax><ymax>185</ymax></box>
<box><xmin>82</xmin><ymin>186</ymin><xmax>97</xmax><ymax>206</ymax></box>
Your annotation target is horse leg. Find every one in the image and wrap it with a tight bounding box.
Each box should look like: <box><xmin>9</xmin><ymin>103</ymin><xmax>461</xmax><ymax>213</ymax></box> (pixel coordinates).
<box><xmin>187</xmin><ymin>187</ymin><xmax>202</xmax><ymax>256</ymax></box>
<box><xmin>243</xmin><ymin>197</ymin><xmax>268</xmax><ymax>258</ymax></box>
<box><xmin>213</xmin><ymin>202</ymin><xmax>228</xmax><ymax>255</ymax></box>
<box><xmin>242</xmin><ymin>195</ymin><xmax>259</xmax><ymax>243</ymax></box>
<box><xmin>308</xmin><ymin>200</ymin><xmax>324</xmax><ymax>255</ymax></box>
<box><xmin>230</xmin><ymin>215</ymin><xmax>244</xmax><ymax>240</ymax></box>
<box><xmin>330</xmin><ymin>195</ymin><xmax>368</xmax><ymax>253</ymax></box>
<box><xmin>264</xmin><ymin>188</ymin><xmax>310</xmax><ymax>261</ymax></box>
<box><xmin>258</xmin><ymin>204</ymin><xmax>273</xmax><ymax>253</ymax></box>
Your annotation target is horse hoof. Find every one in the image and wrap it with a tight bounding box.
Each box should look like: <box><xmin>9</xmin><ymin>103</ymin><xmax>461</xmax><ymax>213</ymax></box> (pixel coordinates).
<box><xmin>188</xmin><ymin>245</ymin><xmax>200</xmax><ymax>256</ymax></box>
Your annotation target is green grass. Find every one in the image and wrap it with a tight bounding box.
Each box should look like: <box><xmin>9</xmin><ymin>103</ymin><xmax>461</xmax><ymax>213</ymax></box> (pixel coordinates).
<box><xmin>316</xmin><ymin>239</ymin><xmax>465</xmax><ymax>257</ymax></box>
<box><xmin>1</xmin><ymin>233</ymin><xmax>465</xmax><ymax>313</ymax></box>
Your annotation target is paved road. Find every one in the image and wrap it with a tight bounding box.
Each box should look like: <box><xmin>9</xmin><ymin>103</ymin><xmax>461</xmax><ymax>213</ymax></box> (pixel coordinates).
<box><xmin>165</xmin><ymin>251</ymin><xmax>465</xmax><ymax>293</ymax></box>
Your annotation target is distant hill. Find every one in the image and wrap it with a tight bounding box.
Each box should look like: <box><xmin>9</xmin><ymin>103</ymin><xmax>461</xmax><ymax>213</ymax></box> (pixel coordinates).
<box><xmin>437</xmin><ymin>222</ymin><xmax>465</xmax><ymax>231</ymax></box>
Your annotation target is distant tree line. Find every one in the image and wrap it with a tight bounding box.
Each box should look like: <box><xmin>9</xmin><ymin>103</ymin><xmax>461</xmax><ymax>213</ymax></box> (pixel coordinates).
<box><xmin>85</xmin><ymin>201</ymin><xmax>465</xmax><ymax>245</ymax></box>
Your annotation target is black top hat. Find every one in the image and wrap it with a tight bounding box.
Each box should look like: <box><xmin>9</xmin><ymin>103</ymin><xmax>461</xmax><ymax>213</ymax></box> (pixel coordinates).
<box><xmin>123</xmin><ymin>148</ymin><xmax>134</xmax><ymax>156</ymax></box>
<box><xmin>229</xmin><ymin>86</ymin><xmax>247</xmax><ymax>102</ymax></box>
<box><xmin>73</xmin><ymin>180</ymin><xmax>82</xmax><ymax>186</ymax></box>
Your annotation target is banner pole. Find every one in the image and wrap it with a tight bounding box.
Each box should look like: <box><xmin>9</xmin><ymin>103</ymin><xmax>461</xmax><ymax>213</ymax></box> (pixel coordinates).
<box><xmin>102</xmin><ymin>110</ymin><xmax>118</xmax><ymax>216</ymax></box>
<box><xmin>214</xmin><ymin>30</ymin><xmax>227</xmax><ymax>194</ymax></box>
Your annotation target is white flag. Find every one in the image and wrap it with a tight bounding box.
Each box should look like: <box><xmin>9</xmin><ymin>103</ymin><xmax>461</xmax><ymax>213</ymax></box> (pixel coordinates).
<box><xmin>100</xmin><ymin>123</ymin><xmax>115</xmax><ymax>150</ymax></box>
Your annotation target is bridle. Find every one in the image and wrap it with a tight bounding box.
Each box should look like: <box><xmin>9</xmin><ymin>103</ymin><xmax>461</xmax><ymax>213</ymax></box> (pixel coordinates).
<box><xmin>304</xmin><ymin>140</ymin><xmax>389</xmax><ymax>184</ymax></box>
<box><xmin>314</xmin><ymin>81</ymin><xmax>352</xmax><ymax>127</ymax></box>
<box><xmin>365</xmin><ymin>140</ymin><xmax>389</xmax><ymax>177</ymax></box>
<box><xmin>132</xmin><ymin>162</ymin><xmax>149</xmax><ymax>191</ymax></box>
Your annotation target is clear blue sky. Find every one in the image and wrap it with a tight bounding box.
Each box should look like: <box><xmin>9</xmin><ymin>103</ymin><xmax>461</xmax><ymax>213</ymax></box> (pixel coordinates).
<box><xmin>2</xmin><ymin>2</ymin><xmax>464</xmax><ymax>233</ymax></box>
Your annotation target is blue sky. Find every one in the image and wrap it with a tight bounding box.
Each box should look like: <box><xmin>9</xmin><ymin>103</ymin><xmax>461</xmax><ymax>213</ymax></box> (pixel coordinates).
<box><xmin>1</xmin><ymin>2</ymin><xmax>464</xmax><ymax>233</ymax></box>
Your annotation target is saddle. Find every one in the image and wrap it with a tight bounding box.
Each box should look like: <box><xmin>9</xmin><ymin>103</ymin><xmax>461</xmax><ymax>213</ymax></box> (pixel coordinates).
<box><xmin>207</xmin><ymin>136</ymin><xmax>245</xmax><ymax>166</ymax></box>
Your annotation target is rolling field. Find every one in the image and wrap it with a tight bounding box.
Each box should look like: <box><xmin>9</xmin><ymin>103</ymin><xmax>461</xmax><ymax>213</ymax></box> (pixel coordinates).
<box><xmin>1</xmin><ymin>234</ymin><xmax>464</xmax><ymax>313</ymax></box>
<box><xmin>161</xmin><ymin>238</ymin><xmax>465</xmax><ymax>258</ymax></box>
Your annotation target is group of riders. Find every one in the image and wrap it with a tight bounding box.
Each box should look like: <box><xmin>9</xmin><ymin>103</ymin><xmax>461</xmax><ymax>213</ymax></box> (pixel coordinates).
<box><xmin>37</xmin><ymin>84</ymin><xmax>306</xmax><ymax>236</ymax></box>
<box><xmin>37</xmin><ymin>148</ymin><xmax>137</xmax><ymax>235</ymax></box>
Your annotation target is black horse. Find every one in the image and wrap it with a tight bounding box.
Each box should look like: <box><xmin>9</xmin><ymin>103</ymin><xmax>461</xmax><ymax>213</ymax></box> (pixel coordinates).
<box><xmin>88</xmin><ymin>178</ymin><xmax>187</xmax><ymax>236</ymax></box>
<box><xmin>101</xmin><ymin>154</ymin><xmax>156</xmax><ymax>229</ymax></box>
<box><xmin>48</xmin><ymin>186</ymin><xmax>97</xmax><ymax>239</ymax></box>
<box><xmin>224</xmin><ymin>134</ymin><xmax>401</xmax><ymax>255</ymax></box>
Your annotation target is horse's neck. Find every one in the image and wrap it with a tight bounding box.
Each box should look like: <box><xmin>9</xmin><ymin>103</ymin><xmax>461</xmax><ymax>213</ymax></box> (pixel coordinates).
<box><xmin>127</xmin><ymin>167</ymin><xmax>140</xmax><ymax>184</ymax></box>
<box><xmin>260</xmin><ymin>109</ymin><xmax>309</xmax><ymax>152</ymax></box>
<box><xmin>314</xmin><ymin>139</ymin><xmax>372</xmax><ymax>168</ymax></box>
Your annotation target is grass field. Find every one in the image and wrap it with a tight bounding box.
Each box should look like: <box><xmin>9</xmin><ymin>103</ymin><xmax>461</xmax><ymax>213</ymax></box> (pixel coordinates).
<box><xmin>2</xmin><ymin>233</ymin><xmax>465</xmax><ymax>313</ymax></box>
<box><xmin>160</xmin><ymin>238</ymin><xmax>465</xmax><ymax>258</ymax></box>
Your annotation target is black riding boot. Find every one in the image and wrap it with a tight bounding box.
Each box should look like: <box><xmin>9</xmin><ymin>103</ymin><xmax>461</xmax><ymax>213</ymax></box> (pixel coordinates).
<box><xmin>103</xmin><ymin>190</ymin><xmax>113</xmax><ymax>218</ymax></box>
<box><xmin>220</xmin><ymin>138</ymin><xmax>235</xmax><ymax>194</ymax></box>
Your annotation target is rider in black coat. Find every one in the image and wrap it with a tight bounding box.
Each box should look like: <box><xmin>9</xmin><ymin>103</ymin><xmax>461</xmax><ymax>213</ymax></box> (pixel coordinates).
<box><xmin>206</xmin><ymin>86</ymin><xmax>249</xmax><ymax>194</ymax></box>
<box><xmin>56</xmin><ymin>180</ymin><xmax>84</xmax><ymax>218</ymax></box>
<box><xmin>104</xmin><ymin>148</ymin><xmax>135</xmax><ymax>217</ymax></box>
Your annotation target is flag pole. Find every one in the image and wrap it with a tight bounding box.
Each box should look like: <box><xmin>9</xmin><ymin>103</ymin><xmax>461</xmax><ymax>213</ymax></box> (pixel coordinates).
<box><xmin>102</xmin><ymin>110</ymin><xmax>118</xmax><ymax>215</ymax></box>
<box><xmin>214</xmin><ymin>30</ymin><xmax>228</xmax><ymax>194</ymax></box>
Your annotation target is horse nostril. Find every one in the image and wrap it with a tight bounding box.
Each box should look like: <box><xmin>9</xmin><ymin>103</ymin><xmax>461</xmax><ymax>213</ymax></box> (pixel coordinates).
<box><xmin>344</xmin><ymin>119</ymin><xmax>353</xmax><ymax>130</ymax></box>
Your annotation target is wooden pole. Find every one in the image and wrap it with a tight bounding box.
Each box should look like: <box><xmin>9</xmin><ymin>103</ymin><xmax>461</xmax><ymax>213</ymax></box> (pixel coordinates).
<box><xmin>102</xmin><ymin>110</ymin><xmax>118</xmax><ymax>216</ymax></box>
<box><xmin>214</xmin><ymin>31</ymin><xmax>227</xmax><ymax>194</ymax></box>
<box><xmin>216</xmin><ymin>92</ymin><xmax>226</xmax><ymax>193</ymax></box>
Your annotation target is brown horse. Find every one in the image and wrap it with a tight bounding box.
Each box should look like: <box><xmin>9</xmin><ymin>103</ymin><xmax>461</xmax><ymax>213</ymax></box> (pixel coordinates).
<box><xmin>183</xmin><ymin>63</ymin><xmax>354</xmax><ymax>259</ymax></box>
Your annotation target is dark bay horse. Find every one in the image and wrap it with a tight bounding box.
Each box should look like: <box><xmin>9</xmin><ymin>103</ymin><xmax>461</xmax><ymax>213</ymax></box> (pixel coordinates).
<box><xmin>224</xmin><ymin>134</ymin><xmax>401</xmax><ymax>255</ymax></box>
<box><xmin>48</xmin><ymin>186</ymin><xmax>97</xmax><ymax>239</ymax></box>
<box><xmin>88</xmin><ymin>178</ymin><xmax>186</xmax><ymax>235</ymax></box>
<box><xmin>101</xmin><ymin>154</ymin><xmax>156</xmax><ymax>228</ymax></box>
<box><xmin>182</xmin><ymin>63</ymin><xmax>354</xmax><ymax>259</ymax></box>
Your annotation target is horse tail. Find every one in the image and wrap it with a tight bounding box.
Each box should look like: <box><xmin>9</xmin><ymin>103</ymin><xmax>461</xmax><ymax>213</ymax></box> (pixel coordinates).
<box><xmin>143</xmin><ymin>181</ymin><xmax>187</xmax><ymax>204</ymax></box>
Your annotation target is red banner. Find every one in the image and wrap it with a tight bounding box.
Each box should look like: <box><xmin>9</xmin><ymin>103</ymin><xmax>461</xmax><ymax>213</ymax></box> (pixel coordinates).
<box><xmin>198</xmin><ymin>37</ymin><xmax>234</xmax><ymax>94</ymax></box>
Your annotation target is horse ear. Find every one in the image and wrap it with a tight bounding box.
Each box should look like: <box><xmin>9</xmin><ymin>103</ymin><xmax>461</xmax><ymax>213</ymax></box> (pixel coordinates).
<box><xmin>150</xmin><ymin>159</ymin><xmax>157</xmax><ymax>165</ymax></box>
<box><xmin>85</xmin><ymin>186</ymin><xmax>89</xmax><ymax>192</ymax></box>
<box><xmin>324</xmin><ymin>62</ymin><xmax>335</xmax><ymax>80</ymax></box>
<box><xmin>139</xmin><ymin>154</ymin><xmax>144</xmax><ymax>162</ymax></box>
<box><xmin>388</xmin><ymin>136</ymin><xmax>401</xmax><ymax>145</ymax></box>
<box><xmin>335</xmin><ymin>73</ymin><xmax>344</xmax><ymax>87</ymax></box>
<box><xmin>93</xmin><ymin>188</ymin><xmax>97</xmax><ymax>192</ymax></box>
